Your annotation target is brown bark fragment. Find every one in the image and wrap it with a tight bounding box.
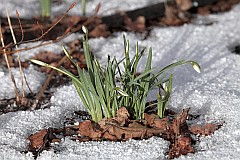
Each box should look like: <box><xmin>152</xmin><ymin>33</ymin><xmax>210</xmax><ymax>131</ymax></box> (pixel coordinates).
<box><xmin>78</xmin><ymin>120</ymin><xmax>102</xmax><ymax>139</ymax></box>
<box><xmin>172</xmin><ymin>108</ymin><xmax>189</xmax><ymax>136</ymax></box>
<box><xmin>189</xmin><ymin>123</ymin><xmax>220</xmax><ymax>136</ymax></box>
<box><xmin>176</xmin><ymin>0</ymin><xmax>192</xmax><ymax>11</ymax></box>
<box><xmin>28</xmin><ymin>129</ymin><xmax>47</xmax><ymax>150</ymax></box>
<box><xmin>144</xmin><ymin>113</ymin><xmax>171</xmax><ymax>131</ymax></box>
<box><xmin>168</xmin><ymin>136</ymin><xmax>194</xmax><ymax>159</ymax></box>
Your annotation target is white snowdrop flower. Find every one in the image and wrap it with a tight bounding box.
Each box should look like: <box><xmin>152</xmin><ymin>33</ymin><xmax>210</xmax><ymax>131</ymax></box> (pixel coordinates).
<box><xmin>82</xmin><ymin>26</ymin><xmax>88</xmax><ymax>34</ymax></box>
<box><xmin>191</xmin><ymin>62</ymin><xmax>201</xmax><ymax>73</ymax></box>
<box><xmin>74</xmin><ymin>122</ymin><xmax>80</xmax><ymax>125</ymax></box>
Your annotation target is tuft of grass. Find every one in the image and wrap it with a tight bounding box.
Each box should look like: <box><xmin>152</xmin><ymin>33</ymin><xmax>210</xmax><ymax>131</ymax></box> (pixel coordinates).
<box><xmin>31</xmin><ymin>26</ymin><xmax>201</xmax><ymax>122</ymax></box>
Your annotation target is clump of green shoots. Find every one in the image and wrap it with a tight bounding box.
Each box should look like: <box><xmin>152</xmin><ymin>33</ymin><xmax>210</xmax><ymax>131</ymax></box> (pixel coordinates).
<box><xmin>31</xmin><ymin>26</ymin><xmax>201</xmax><ymax>122</ymax></box>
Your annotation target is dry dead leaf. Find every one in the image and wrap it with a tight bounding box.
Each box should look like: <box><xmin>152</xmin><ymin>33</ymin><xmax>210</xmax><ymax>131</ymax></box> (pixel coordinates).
<box><xmin>189</xmin><ymin>123</ymin><xmax>220</xmax><ymax>136</ymax></box>
<box><xmin>168</xmin><ymin>135</ymin><xmax>194</xmax><ymax>159</ymax></box>
<box><xmin>144</xmin><ymin>113</ymin><xmax>171</xmax><ymax>131</ymax></box>
<box><xmin>28</xmin><ymin>129</ymin><xmax>47</xmax><ymax>150</ymax></box>
<box><xmin>27</xmin><ymin>107</ymin><xmax>222</xmax><ymax>159</ymax></box>
<box><xmin>78</xmin><ymin>120</ymin><xmax>102</xmax><ymax>139</ymax></box>
<box><xmin>124</xmin><ymin>16</ymin><xmax>146</xmax><ymax>32</ymax></box>
<box><xmin>175</xmin><ymin>0</ymin><xmax>192</xmax><ymax>11</ymax></box>
<box><xmin>34</xmin><ymin>51</ymin><xmax>61</xmax><ymax>64</ymax></box>
<box><xmin>89</xmin><ymin>24</ymin><xmax>110</xmax><ymax>38</ymax></box>
<box><xmin>114</xmin><ymin>107</ymin><xmax>130</xmax><ymax>126</ymax></box>
<box><xmin>172</xmin><ymin>108</ymin><xmax>189</xmax><ymax>136</ymax></box>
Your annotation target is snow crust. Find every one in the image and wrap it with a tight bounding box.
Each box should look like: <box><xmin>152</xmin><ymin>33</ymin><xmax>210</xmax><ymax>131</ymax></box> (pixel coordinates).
<box><xmin>1</xmin><ymin>1</ymin><xmax>240</xmax><ymax>160</ymax></box>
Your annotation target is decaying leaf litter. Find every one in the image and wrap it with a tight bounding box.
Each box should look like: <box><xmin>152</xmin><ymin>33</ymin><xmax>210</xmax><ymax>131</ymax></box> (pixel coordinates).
<box><xmin>0</xmin><ymin>0</ymin><xmax>240</xmax><ymax>159</ymax></box>
<box><xmin>29</xmin><ymin>107</ymin><xmax>221</xmax><ymax>159</ymax></box>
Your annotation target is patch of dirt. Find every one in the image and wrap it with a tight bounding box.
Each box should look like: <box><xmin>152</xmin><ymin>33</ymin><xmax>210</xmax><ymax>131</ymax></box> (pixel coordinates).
<box><xmin>194</xmin><ymin>0</ymin><xmax>240</xmax><ymax>15</ymax></box>
<box><xmin>0</xmin><ymin>92</ymin><xmax>52</xmax><ymax>115</ymax></box>
<box><xmin>227</xmin><ymin>43</ymin><xmax>240</xmax><ymax>56</ymax></box>
<box><xmin>230</xmin><ymin>44</ymin><xmax>240</xmax><ymax>55</ymax></box>
<box><xmin>28</xmin><ymin>107</ymin><xmax>222</xmax><ymax>159</ymax></box>
<box><xmin>234</xmin><ymin>45</ymin><xmax>240</xmax><ymax>55</ymax></box>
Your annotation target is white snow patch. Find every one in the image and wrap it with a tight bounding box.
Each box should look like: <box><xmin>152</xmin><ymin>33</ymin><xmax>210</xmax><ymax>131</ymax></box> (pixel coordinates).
<box><xmin>0</xmin><ymin>65</ymin><xmax>46</xmax><ymax>99</ymax></box>
<box><xmin>50</xmin><ymin>84</ymin><xmax>86</xmax><ymax>111</ymax></box>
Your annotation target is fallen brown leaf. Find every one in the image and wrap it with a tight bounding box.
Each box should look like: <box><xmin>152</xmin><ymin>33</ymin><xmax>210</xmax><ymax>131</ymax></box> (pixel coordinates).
<box><xmin>161</xmin><ymin>3</ymin><xmax>191</xmax><ymax>26</ymax></box>
<box><xmin>124</xmin><ymin>16</ymin><xmax>146</xmax><ymax>32</ymax></box>
<box><xmin>172</xmin><ymin>108</ymin><xmax>189</xmax><ymax>136</ymax></box>
<box><xmin>189</xmin><ymin>123</ymin><xmax>220</xmax><ymax>136</ymax></box>
<box><xmin>27</xmin><ymin>108</ymin><xmax>221</xmax><ymax>159</ymax></box>
<box><xmin>28</xmin><ymin>129</ymin><xmax>47</xmax><ymax>150</ymax></box>
<box><xmin>89</xmin><ymin>24</ymin><xmax>110</xmax><ymax>38</ymax></box>
<box><xmin>175</xmin><ymin>0</ymin><xmax>192</xmax><ymax>11</ymax></box>
<box><xmin>144</xmin><ymin>113</ymin><xmax>171</xmax><ymax>131</ymax></box>
<box><xmin>168</xmin><ymin>135</ymin><xmax>194</xmax><ymax>159</ymax></box>
<box><xmin>78</xmin><ymin>120</ymin><xmax>102</xmax><ymax>140</ymax></box>
<box><xmin>34</xmin><ymin>51</ymin><xmax>61</xmax><ymax>64</ymax></box>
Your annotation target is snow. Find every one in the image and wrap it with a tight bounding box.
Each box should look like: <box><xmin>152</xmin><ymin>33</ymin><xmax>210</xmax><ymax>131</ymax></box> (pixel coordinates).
<box><xmin>37</xmin><ymin>137</ymin><xmax>169</xmax><ymax>160</ymax></box>
<box><xmin>1</xmin><ymin>1</ymin><xmax>240</xmax><ymax>160</ymax></box>
<box><xmin>0</xmin><ymin>65</ymin><xmax>46</xmax><ymax>99</ymax></box>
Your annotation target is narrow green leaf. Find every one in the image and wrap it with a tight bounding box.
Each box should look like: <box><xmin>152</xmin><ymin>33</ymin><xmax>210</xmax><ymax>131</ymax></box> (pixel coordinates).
<box><xmin>157</xmin><ymin>94</ymin><xmax>164</xmax><ymax>118</ymax></box>
<box><xmin>31</xmin><ymin>59</ymin><xmax>78</xmax><ymax>81</ymax></box>
<box><xmin>133</xmin><ymin>67</ymin><xmax>157</xmax><ymax>82</ymax></box>
<box><xmin>114</xmin><ymin>87</ymin><xmax>129</xmax><ymax>96</ymax></box>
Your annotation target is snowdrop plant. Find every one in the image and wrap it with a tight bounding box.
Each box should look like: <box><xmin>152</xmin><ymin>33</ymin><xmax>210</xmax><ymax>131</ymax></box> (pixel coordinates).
<box><xmin>118</xmin><ymin>37</ymin><xmax>200</xmax><ymax>119</ymax></box>
<box><xmin>31</xmin><ymin>26</ymin><xmax>201</xmax><ymax>122</ymax></box>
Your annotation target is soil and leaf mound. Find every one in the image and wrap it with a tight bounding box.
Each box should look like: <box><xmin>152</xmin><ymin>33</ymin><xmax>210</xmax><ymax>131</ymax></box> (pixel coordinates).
<box><xmin>28</xmin><ymin>107</ymin><xmax>221</xmax><ymax>159</ymax></box>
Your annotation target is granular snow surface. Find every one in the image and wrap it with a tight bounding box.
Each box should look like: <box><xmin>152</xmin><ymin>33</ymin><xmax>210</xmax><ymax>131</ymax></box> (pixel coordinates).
<box><xmin>1</xmin><ymin>1</ymin><xmax>240</xmax><ymax>160</ymax></box>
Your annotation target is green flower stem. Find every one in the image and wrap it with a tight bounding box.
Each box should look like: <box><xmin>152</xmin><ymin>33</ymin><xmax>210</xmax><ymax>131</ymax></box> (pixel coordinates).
<box><xmin>41</xmin><ymin>0</ymin><xmax>51</xmax><ymax>18</ymax></box>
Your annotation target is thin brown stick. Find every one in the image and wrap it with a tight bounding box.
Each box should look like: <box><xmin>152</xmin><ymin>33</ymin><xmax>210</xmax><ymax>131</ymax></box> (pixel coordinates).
<box><xmin>0</xmin><ymin>1</ymin><xmax>76</xmax><ymax>54</ymax></box>
<box><xmin>37</xmin><ymin>21</ymin><xmax>44</xmax><ymax>38</ymax></box>
<box><xmin>7</xmin><ymin>10</ymin><xmax>25</xmax><ymax>97</ymax></box>
<box><xmin>0</xmin><ymin>13</ymin><xmax>95</xmax><ymax>55</ymax></box>
<box><xmin>0</xmin><ymin>18</ymin><xmax>20</xmax><ymax>100</ymax></box>
<box><xmin>23</xmin><ymin>70</ymin><xmax>33</xmax><ymax>95</ymax></box>
<box><xmin>14</xmin><ymin>11</ymin><xmax>33</xmax><ymax>96</ymax></box>
<box><xmin>24</xmin><ymin>1</ymin><xmax>77</xmax><ymax>43</ymax></box>
<box><xmin>16</xmin><ymin>10</ymin><xmax>24</xmax><ymax>43</ymax></box>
